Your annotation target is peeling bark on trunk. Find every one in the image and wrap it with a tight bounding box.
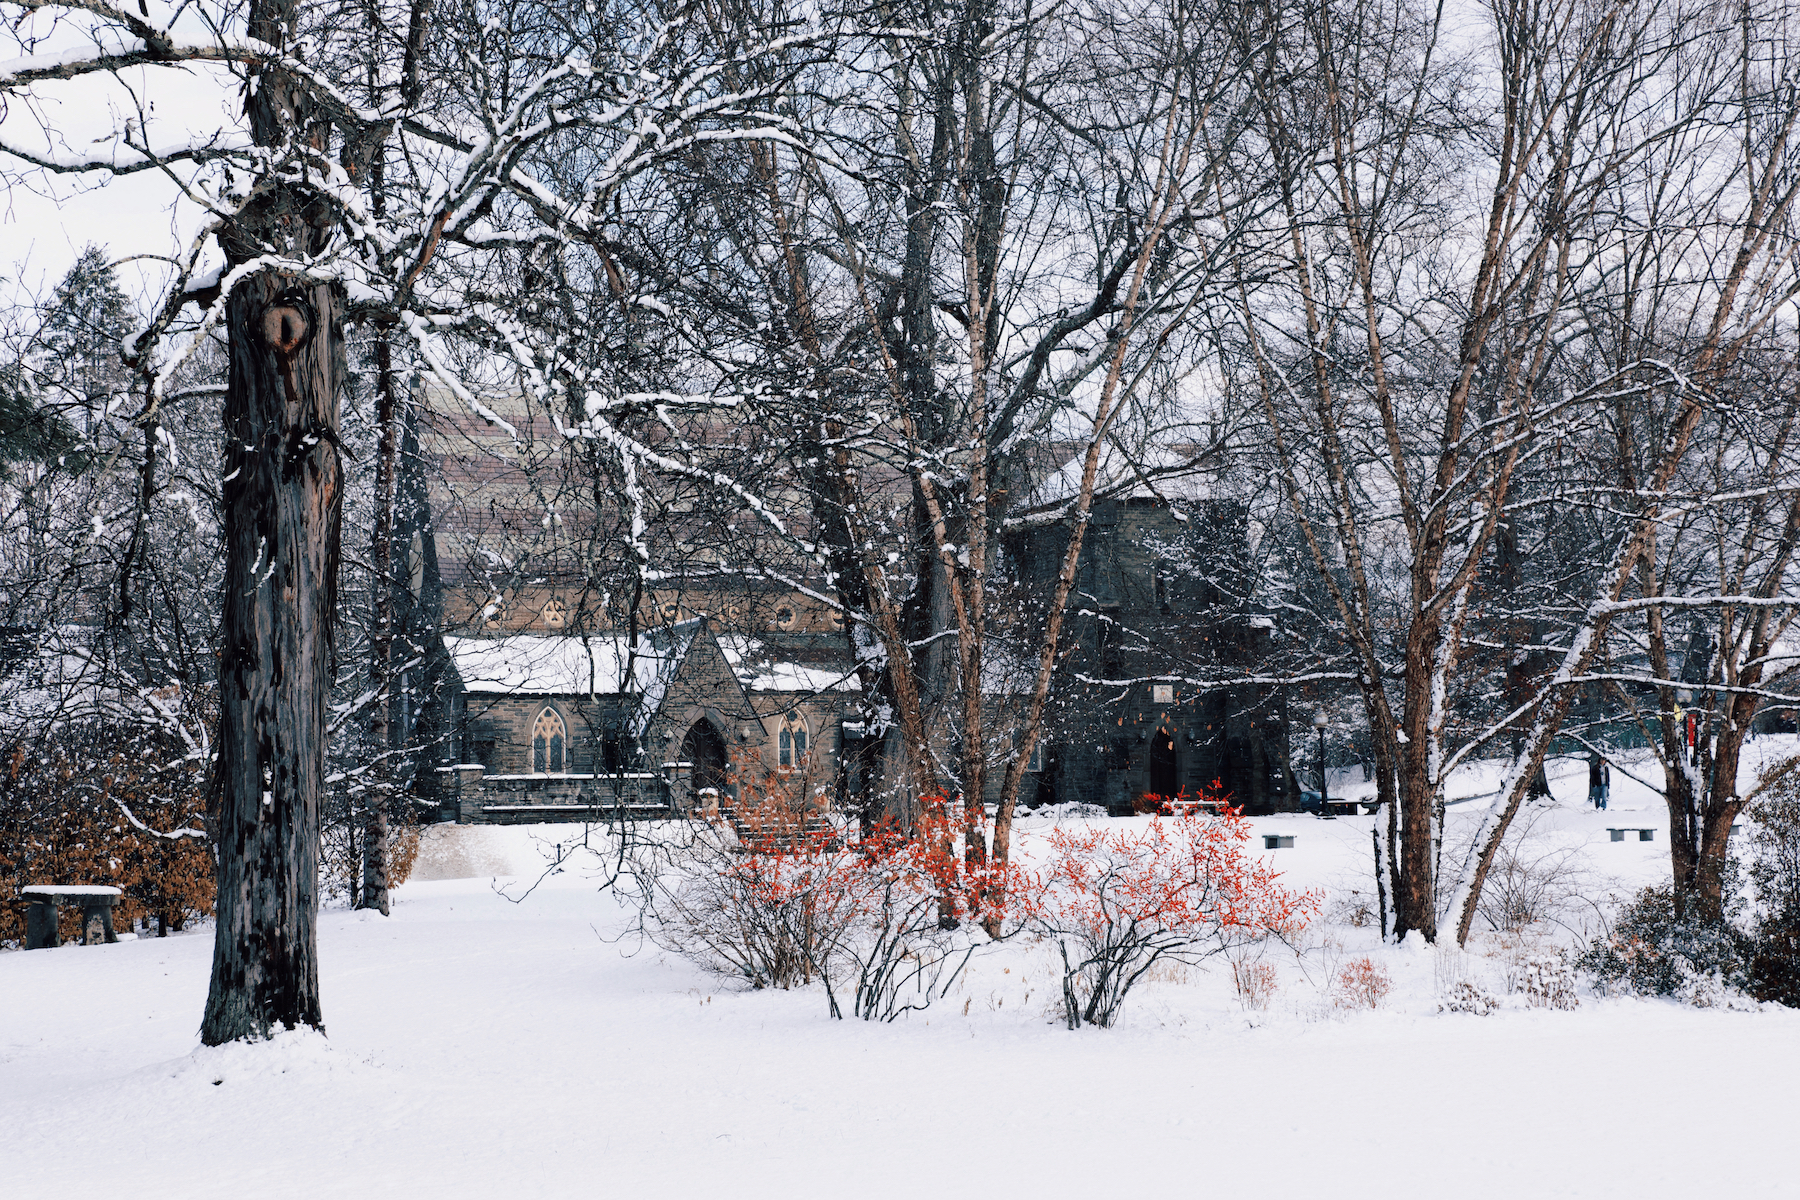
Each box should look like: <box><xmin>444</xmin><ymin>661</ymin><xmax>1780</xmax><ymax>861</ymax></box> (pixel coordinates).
<box><xmin>201</xmin><ymin>268</ymin><xmax>344</xmax><ymax>1044</ymax></box>
<box><xmin>200</xmin><ymin>0</ymin><xmax>344</xmax><ymax>1045</ymax></box>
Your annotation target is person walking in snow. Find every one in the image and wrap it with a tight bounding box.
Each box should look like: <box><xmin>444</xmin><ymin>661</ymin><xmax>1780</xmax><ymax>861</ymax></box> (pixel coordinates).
<box><xmin>1589</xmin><ymin>756</ymin><xmax>1604</xmax><ymax>810</ymax></box>
<box><xmin>1599</xmin><ymin>759</ymin><xmax>1610</xmax><ymax>810</ymax></box>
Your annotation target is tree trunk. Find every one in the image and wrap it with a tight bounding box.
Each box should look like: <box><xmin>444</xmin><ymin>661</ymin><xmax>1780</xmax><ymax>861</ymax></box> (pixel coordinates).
<box><xmin>1394</xmin><ymin>638</ymin><xmax>1439</xmax><ymax>941</ymax></box>
<box><xmin>201</xmin><ymin>0</ymin><xmax>344</xmax><ymax>1044</ymax></box>
<box><xmin>201</xmin><ymin>268</ymin><xmax>344</xmax><ymax>1043</ymax></box>
<box><xmin>358</xmin><ymin>332</ymin><xmax>399</xmax><ymax>916</ymax></box>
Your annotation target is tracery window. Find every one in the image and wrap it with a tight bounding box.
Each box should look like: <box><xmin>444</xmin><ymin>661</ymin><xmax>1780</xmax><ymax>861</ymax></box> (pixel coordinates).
<box><xmin>777</xmin><ymin>715</ymin><xmax>809</xmax><ymax>769</ymax></box>
<box><xmin>532</xmin><ymin>707</ymin><xmax>567</xmax><ymax>773</ymax></box>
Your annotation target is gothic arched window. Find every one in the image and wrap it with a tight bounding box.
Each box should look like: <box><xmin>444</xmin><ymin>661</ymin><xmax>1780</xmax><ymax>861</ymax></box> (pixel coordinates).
<box><xmin>532</xmin><ymin>707</ymin><xmax>567</xmax><ymax>773</ymax></box>
<box><xmin>778</xmin><ymin>715</ymin><xmax>809</xmax><ymax>769</ymax></box>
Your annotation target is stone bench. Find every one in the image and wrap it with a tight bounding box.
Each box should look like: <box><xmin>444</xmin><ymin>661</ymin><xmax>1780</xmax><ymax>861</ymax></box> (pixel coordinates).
<box><xmin>1165</xmin><ymin>798</ymin><xmax>1228</xmax><ymax>818</ymax></box>
<box><xmin>1300</xmin><ymin>794</ymin><xmax>1373</xmax><ymax>817</ymax></box>
<box><xmin>1262</xmin><ymin>834</ymin><xmax>1296</xmax><ymax>850</ymax></box>
<box><xmin>16</xmin><ymin>886</ymin><xmax>122</xmax><ymax>949</ymax></box>
<box><xmin>1606</xmin><ymin>827</ymin><xmax>1656</xmax><ymax>842</ymax></box>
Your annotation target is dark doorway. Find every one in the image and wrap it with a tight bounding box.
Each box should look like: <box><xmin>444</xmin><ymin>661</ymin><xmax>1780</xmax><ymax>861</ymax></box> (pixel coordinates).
<box><xmin>681</xmin><ymin>720</ymin><xmax>729</xmax><ymax>797</ymax></box>
<box><xmin>1219</xmin><ymin>738</ymin><xmax>1244</xmax><ymax>808</ymax></box>
<box><xmin>1149</xmin><ymin>728</ymin><xmax>1178</xmax><ymax>799</ymax></box>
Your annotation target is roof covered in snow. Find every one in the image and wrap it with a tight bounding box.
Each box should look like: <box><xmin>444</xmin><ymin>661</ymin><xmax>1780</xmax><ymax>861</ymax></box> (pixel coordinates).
<box><xmin>446</xmin><ymin>623</ymin><xmax>697</xmax><ymax>699</ymax></box>
<box><xmin>717</xmin><ymin>633</ymin><xmax>861</xmax><ymax>694</ymax></box>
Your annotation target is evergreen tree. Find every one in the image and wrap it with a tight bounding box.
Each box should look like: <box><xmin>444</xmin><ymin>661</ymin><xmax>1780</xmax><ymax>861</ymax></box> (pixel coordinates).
<box><xmin>0</xmin><ymin>247</ymin><xmax>134</xmax><ymax>478</ymax></box>
<box><xmin>39</xmin><ymin>245</ymin><xmax>133</xmax><ymax>405</ymax></box>
<box><xmin>0</xmin><ymin>365</ymin><xmax>74</xmax><ymax>478</ymax></box>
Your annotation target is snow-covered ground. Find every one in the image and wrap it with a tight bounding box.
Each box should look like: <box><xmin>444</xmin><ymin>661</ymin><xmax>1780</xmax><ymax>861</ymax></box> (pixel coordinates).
<box><xmin>6</xmin><ymin>746</ymin><xmax>1800</xmax><ymax>1198</ymax></box>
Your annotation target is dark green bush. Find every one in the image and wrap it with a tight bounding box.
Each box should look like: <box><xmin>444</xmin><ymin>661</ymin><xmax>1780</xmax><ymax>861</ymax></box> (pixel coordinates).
<box><xmin>1748</xmin><ymin>914</ymin><xmax>1800</xmax><ymax>1006</ymax></box>
<box><xmin>1746</xmin><ymin>784</ymin><xmax>1800</xmax><ymax>1006</ymax></box>
<box><xmin>1578</xmin><ymin>884</ymin><xmax>1750</xmax><ymax>999</ymax></box>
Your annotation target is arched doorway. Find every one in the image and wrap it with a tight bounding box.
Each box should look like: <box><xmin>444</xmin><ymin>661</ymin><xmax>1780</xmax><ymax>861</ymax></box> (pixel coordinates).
<box><xmin>680</xmin><ymin>719</ymin><xmax>729</xmax><ymax>798</ymax></box>
<box><xmin>1149</xmin><ymin>727</ymin><xmax>1178</xmax><ymax>799</ymax></box>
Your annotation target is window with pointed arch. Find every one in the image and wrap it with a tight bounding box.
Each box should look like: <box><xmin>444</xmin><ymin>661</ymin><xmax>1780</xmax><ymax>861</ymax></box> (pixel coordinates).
<box><xmin>532</xmin><ymin>706</ymin><xmax>568</xmax><ymax>773</ymax></box>
<box><xmin>777</xmin><ymin>714</ymin><xmax>809</xmax><ymax>769</ymax></box>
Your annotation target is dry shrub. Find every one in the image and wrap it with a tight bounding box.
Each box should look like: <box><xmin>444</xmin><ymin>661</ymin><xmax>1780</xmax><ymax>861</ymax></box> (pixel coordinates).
<box><xmin>1489</xmin><ymin>932</ymin><xmax>1581</xmax><ymax>1009</ymax></box>
<box><xmin>641</xmin><ymin>800</ymin><xmax>1008</xmax><ymax>1020</ymax></box>
<box><xmin>1028</xmin><ymin>802</ymin><xmax>1318</xmax><ymax>1029</ymax></box>
<box><xmin>1439</xmin><ymin>980</ymin><xmax>1496</xmax><ymax>1015</ymax></box>
<box><xmin>1333</xmin><ymin>956</ymin><xmax>1391</xmax><ymax>1009</ymax></box>
<box><xmin>1455</xmin><ymin>812</ymin><xmax>1605</xmax><ymax>938</ymax></box>
<box><xmin>1516</xmin><ymin>949</ymin><xmax>1580</xmax><ymax>1009</ymax></box>
<box><xmin>1434</xmin><ymin>946</ymin><xmax>1499</xmax><ymax>1014</ymax></box>
<box><xmin>1328</xmin><ymin>890</ymin><xmax>1380</xmax><ymax>928</ymax></box>
<box><xmin>1140</xmin><ymin>959</ymin><xmax>1196</xmax><ymax>985</ymax></box>
<box><xmin>319</xmin><ymin>804</ymin><xmax>426</xmax><ymax>904</ymax></box>
<box><xmin>389</xmin><ymin>823</ymin><xmax>424</xmax><ymax>886</ymax></box>
<box><xmin>1</xmin><ymin>722</ymin><xmax>213</xmax><ymax>946</ymax></box>
<box><xmin>1231</xmin><ymin>959</ymin><xmax>1280</xmax><ymax>1010</ymax></box>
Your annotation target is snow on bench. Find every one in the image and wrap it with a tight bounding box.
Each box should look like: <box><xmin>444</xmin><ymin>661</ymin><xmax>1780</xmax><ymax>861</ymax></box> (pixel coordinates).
<box><xmin>1606</xmin><ymin>828</ymin><xmax>1656</xmax><ymax>842</ymax></box>
<box><xmin>1262</xmin><ymin>835</ymin><xmax>1296</xmax><ymax>850</ymax></box>
<box><xmin>16</xmin><ymin>885</ymin><xmax>123</xmax><ymax>949</ymax></box>
<box><xmin>1166</xmin><ymin>798</ymin><xmax>1227</xmax><ymax>816</ymax></box>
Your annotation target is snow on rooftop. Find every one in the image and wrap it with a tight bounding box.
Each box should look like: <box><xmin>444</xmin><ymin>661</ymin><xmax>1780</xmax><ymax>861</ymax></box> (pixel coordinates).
<box><xmin>446</xmin><ymin>627</ymin><xmax>693</xmax><ymax>698</ymax></box>
<box><xmin>717</xmin><ymin>635</ymin><xmax>860</xmax><ymax>694</ymax></box>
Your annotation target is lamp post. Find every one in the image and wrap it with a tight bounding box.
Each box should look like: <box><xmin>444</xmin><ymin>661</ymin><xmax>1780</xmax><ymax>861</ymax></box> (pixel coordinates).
<box><xmin>1313</xmin><ymin>710</ymin><xmax>1331</xmax><ymax>818</ymax></box>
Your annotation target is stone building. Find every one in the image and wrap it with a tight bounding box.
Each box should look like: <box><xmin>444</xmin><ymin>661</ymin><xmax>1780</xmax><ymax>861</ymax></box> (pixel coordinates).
<box><xmin>440</xmin><ymin>619</ymin><xmax>865</xmax><ymax>822</ymax></box>
<box><xmin>1001</xmin><ymin>485</ymin><xmax>1295</xmax><ymax>815</ymax></box>
<box><xmin>436</xmin><ymin>487</ymin><xmax>1295</xmax><ymax>821</ymax></box>
<box><xmin>404</xmin><ymin>394</ymin><xmax>1295</xmax><ymax>820</ymax></box>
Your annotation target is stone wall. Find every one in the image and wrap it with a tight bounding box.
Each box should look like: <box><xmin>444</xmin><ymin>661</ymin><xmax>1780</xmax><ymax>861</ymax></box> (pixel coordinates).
<box><xmin>438</xmin><ymin>763</ymin><xmax>670</xmax><ymax>824</ymax></box>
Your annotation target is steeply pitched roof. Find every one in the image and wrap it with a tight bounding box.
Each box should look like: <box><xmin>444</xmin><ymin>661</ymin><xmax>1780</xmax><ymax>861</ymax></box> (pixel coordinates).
<box><xmin>446</xmin><ymin>621</ymin><xmax>698</xmax><ymax>704</ymax></box>
<box><xmin>716</xmin><ymin>633</ymin><xmax>861</xmax><ymax>694</ymax></box>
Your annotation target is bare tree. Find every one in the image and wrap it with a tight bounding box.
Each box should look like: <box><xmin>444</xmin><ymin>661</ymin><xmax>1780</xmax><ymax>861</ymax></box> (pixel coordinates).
<box><xmin>2</xmin><ymin>0</ymin><xmax>822</xmax><ymax>1038</ymax></box>
<box><xmin>1441</xmin><ymin>0</ymin><xmax>1800</xmax><ymax>944</ymax></box>
<box><xmin>514</xmin><ymin>0</ymin><xmax>1300</xmax><ymax>934</ymax></box>
<box><xmin>1588</xmin><ymin>352</ymin><xmax>1800</xmax><ymax>923</ymax></box>
<box><xmin>1235</xmin><ymin>0</ymin><xmax>1800</xmax><ymax>942</ymax></box>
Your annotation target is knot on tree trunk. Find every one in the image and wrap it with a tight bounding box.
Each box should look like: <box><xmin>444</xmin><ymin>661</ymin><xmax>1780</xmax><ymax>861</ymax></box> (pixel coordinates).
<box><xmin>260</xmin><ymin>290</ymin><xmax>315</xmax><ymax>358</ymax></box>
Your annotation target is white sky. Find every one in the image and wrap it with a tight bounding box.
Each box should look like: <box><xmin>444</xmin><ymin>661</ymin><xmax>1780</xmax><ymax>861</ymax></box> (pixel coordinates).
<box><xmin>1</xmin><ymin>8</ymin><xmax>244</xmax><ymax>310</ymax></box>
<box><xmin>0</xmin><ymin>0</ymin><xmax>1505</xmax><ymax>319</ymax></box>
